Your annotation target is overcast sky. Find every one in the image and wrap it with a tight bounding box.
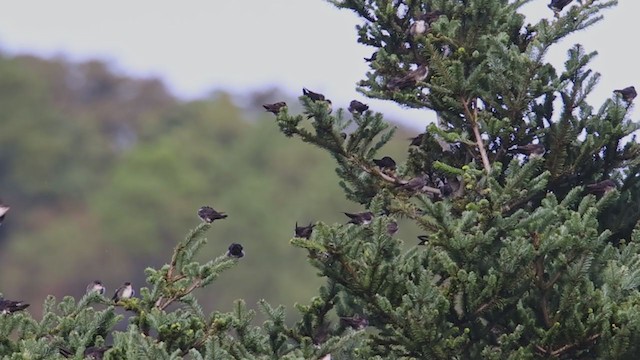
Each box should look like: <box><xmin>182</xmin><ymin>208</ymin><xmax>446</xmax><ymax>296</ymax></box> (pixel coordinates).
<box><xmin>0</xmin><ymin>0</ymin><xmax>636</xmax><ymax>128</ymax></box>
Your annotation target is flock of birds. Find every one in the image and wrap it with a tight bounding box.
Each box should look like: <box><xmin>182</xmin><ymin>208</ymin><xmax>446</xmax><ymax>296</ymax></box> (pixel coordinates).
<box><xmin>0</xmin><ymin>205</ymin><xmax>243</xmax><ymax>317</ymax></box>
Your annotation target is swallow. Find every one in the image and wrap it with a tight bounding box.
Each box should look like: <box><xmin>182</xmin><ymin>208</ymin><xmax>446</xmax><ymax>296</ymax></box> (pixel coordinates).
<box><xmin>348</xmin><ymin>100</ymin><xmax>369</xmax><ymax>114</ymax></box>
<box><xmin>198</xmin><ymin>206</ymin><xmax>228</xmax><ymax>223</ymax></box>
<box><xmin>0</xmin><ymin>298</ymin><xmax>30</xmax><ymax>314</ymax></box>
<box><xmin>373</xmin><ymin>156</ymin><xmax>397</xmax><ymax>170</ymax></box>
<box><xmin>548</xmin><ymin>0</ymin><xmax>573</xmax><ymax>12</ymax></box>
<box><xmin>344</xmin><ymin>211</ymin><xmax>374</xmax><ymax>225</ymax></box>
<box><xmin>302</xmin><ymin>88</ymin><xmax>327</xmax><ymax>102</ymax></box>
<box><xmin>0</xmin><ymin>202</ymin><xmax>8</xmax><ymax>226</ymax></box>
<box><xmin>227</xmin><ymin>243</ymin><xmax>245</xmax><ymax>258</ymax></box>
<box><xmin>510</xmin><ymin>143</ymin><xmax>546</xmax><ymax>158</ymax></box>
<box><xmin>86</xmin><ymin>280</ymin><xmax>106</xmax><ymax>296</ymax></box>
<box><xmin>387</xmin><ymin>65</ymin><xmax>429</xmax><ymax>90</ymax></box>
<box><xmin>401</xmin><ymin>174</ymin><xmax>429</xmax><ymax>192</ymax></box>
<box><xmin>295</xmin><ymin>222</ymin><xmax>315</xmax><ymax>239</ymax></box>
<box><xmin>83</xmin><ymin>346</ymin><xmax>112</xmax><ymax>360</ymax></box>
<box><xmin>613</xmin><ymin>86</ymin><xmax>637</xmax><ymax>103</ymax></box>
<box><xmin>263</xmin><ymin>102</ymin><xmax>287</xmax><ymax>114</ymax></box>
<box><xmin>112</xmin><ymin>282</ymin><xmax>134</xmax><ymax>302</ymax></box>
<box><xmin>585</xmin><ymin>179</ymin><xmax>617</xmax><ymax>195</ymax></box>
<box><xmin>409</xmin><ymin>133</ymin><xmax>426</xmax><ymax>146</ymax></box>
<box><xmin>340</xmin><ymin>315</ymin><xmax>369</xmax><ymax>330</ymax></box>
<box><xmin>409</xmin><ymin>19</ymin><xmax>428</xmax><ymax>37</ymax></box>
<box><xmin>387</xmin><ymin>221</ymin><xmax>399</xmax><ymax>235</ymax></box>
<box><xmin>417</xmin><ymin>235</ymin><xmax>429</xmax><ymax>245</ymax></box>
<box><xmin>438</xmin><ymin>180</ymin><xmax>453</xmax><ymax>197</ymax></box>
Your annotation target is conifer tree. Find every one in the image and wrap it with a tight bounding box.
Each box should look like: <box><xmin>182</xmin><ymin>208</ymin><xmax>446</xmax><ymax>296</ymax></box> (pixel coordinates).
<box><xmin>3</xmin><ymin>0</ymin><xmax>640</xmax><ymax>359</ymax></box>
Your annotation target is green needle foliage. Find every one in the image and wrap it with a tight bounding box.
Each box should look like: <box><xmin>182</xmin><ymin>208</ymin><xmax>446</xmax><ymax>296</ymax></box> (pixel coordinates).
<box><xmin>3</xmin><ymin>0</ymin><xmax>640</xmax><ymax>359</ymax></box>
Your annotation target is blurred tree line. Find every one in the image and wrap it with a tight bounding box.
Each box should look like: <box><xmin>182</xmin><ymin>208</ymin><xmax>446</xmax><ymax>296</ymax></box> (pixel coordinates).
<box><xmin>0</xmin><ymin>51</ymin><xmax>419</xmax><ymax>318</ymax></box>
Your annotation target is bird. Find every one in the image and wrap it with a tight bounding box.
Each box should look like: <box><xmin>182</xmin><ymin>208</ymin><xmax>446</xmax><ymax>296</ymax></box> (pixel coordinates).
<box><xmin>373</xmin><ymin>156</ymin><xmax>397</xmax><ymax>170</ymax></box>
<box><xmin>86</xmin><ymin>280</ymin><xmax>106</xmax><ymax>296</ymax></box>
<box><xmin>417</xmin><ymin>235</ymin><xmax>429</xmax><ymax>245</ymax></box>
<box><xmin>400</xmin><ymin>174</ymin><xmax>430</xmax><ymax>192</ymax></box>
<box><xmin>614</xmin><ymin>86</ymin><xmax>637</xmax><ymax>103</ymax></box>
<box><xmin>83</xmin><ymin>346</ymin><xmax>112</xmax><ymax>360</ymax></box>
<box><xmin>348</xmin><ymin>100</ymin><xmax>369</xmax><ymax>114</ymax></box>
<box><xmin>387</xmin><ymin>221</ymin><xmax>399</xmax><ymax>235</ymax></box>
<box><xmin>409</xmin><ymin>133</ymin><xmax>426</xmax><ymax>146</ymax></box>
<box><xmin>387</xmin><ymin>65</ymin><xmax>429</xmax><ymax>90</ymax></box>
<box><xmin>227</xmin><ymin>243</ymin><xmax>245</xmax><ymax>258</ymax></box>
<box><xmin>585</xmin><ymin>179</ymin><xmax>617</xmax><ymax>195</ymax></box>
<box><xmin>438</xmin><ymin>180</ymin><xmax>453</xmax><ymax>197</ymax></box>
<box><xmin>340</xmin><ymin>315</ymin><xmax>369</xmax><ymax>330</ymax></box>
<box><xmin>0</xmin><ymin>201</ymin><xmax>9</xmax><ymax>226</ymax></box>
<box><xmin>408</xmin><ymin>19</ymin><xmax>428</xmax><ymax>37</ymax></box>
<box><xmin>112</xmin><ymin>282</ymin><xmax>134</xmax><ymax>302</ymax></box>
<box><xmin>548</xmin><ymin>0</ymin><xmax>573</xmax><ymax>12</ymax></box>
<box><xmin>295</xmin><ymin>222</ymin><xmax>315</xmax><ymax>239</ymax></box>
<box><xmin>0</xmin><ymin>298</ymin><xmax>30</xmax><ymax>314</ymax></box>
<box><xmin>302</xmin><ymin>88</ymin><xmax>327</xmax><ymax>102</ymax></box>
<box><xmin>263</xmin><ymin>102</ymin><xmax>287</xmax><ymax>114</ymax></box>
<box><xmin>197</xmin><ymin>206</ymin><xmax>228</xmax><ymax>223</ymax></box>
<box><xmin>344</xmin><ymin>211</ymin><xmax>374</xmax><ymax>225</ymax></box>
<box><xmin>510</xmin><ymin>143</ymin><xmax>546</xmax><ymax>158</ymax></box>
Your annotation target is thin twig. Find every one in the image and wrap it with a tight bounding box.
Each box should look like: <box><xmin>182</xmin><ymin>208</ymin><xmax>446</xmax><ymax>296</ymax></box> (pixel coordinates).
<box><xmin>462</xmin><ymin>97</ymin><xmax>491</xmax><ymax>174</ymax></box>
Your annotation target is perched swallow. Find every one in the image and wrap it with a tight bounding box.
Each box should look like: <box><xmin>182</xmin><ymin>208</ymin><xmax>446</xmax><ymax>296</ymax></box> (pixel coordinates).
<box><xmin>295</xmin><ymin>222</ymin><xmax>315</xmax><ymax>239</ymax></box>
<box><xmin>60</xmin><ymin>346</ymin><xmax>112</xmax><ymax>360</ymax></box>
<box><xmin>409</xmin><ymin>19</ymin><xmax>428</xmax><ymax>36</ymax></box>
<box><xmin>614</xmin><ymin>86</ymin><xmax>637</xmax><ymax>103</ymax></box>
<box><xmin>401</xmin><ymin>174</ymin><xmax>429</xmax><ymax>192</ymax></box>
<box><xmin>84</xmin><ymin>346</ymin><xmax>112</xmax><ymax>360</ymax></box>
<box><xmin>548</xmin><ymin>0</ymin><xmax>573</xmax><ymax>12</ymax></box>
<box><xmin>112</xmin><ymin>282</ymin><xmax>134</xmax><ymax>302</ymax></box>
<box><xmin>302</xmin><ymin>88</ymin><xmax>327</xmax><ymax>102</ymax></box>
<box><xmin>344</xmin><ymin>211</ymin><xmax>374</xmax><ymax>225</ymax></box>
<box><xmin>263</xmin><ymin>102</ymin><xmax>287</xmax><ymax>114</ymax></box>
<box><xmin>0</xmin><ymin>298</ymin><xmax>29</xmax><ymax>314</ymax></box>
<box><xmin>340</xmin><ymin>315</ymin><xmax>369</xmax><ymax>330</ymax></box>
<box><xmin>86</xmin><ymin>280</ymin><xmax>106</xmax><ymax>296</ymax></box>
<box><xmin>510</xmin><ymin>143</ymin><xmax>546</xmax><ymax>158</ymax></box>
<box><xmin>387</xmin><ymin>65</ymin><xmax>429</xmax><ymax>90</ymax></box>
<box><xmin>364</xmin><ymin>52</ymin><xmax>377</xmax><ymax>62</ymax></box>
<box><xmin>417</xmin><ymin>235</ymin><xmax>429</xmax><ymax>245</ymax></box>
<box><xmin>586</xmin><ymin>179</ymin><xmax>617</xmax><ymax>194</ymax></box>
<box><xmin>198</xmin><ymin>206</ymin><xmax>228</xmax><ymax>223</ymax></box>
<box><xmin>387</xmin><ymin>221</ymin><xmax>399</xmax><ymax>235</ymax></box>
<box><xmin>409</xmin><ymin>133</ymin><xmax>426</xmax><ymax>146</ymax></box>
<box><xmin>348</xmin><ymin>100</ymin><xmax>369</xmax><ymax>114</ymax></box>
<box><xmin>438</xmin><ymin>180</ymin><xmax>453</xmax><ymax>197</ymax></box>
<box><xmin>227</xmin><ymin>243</ymin><xmax>245</xmax><ymax>258</ymax></box>
<box><xmin>0</xmin><ymin>202</ymin><xmax>9</xmax><ymax>226</ymax></box>
<box><xmin>373</xmin><ymin>156</ymin><xmax>397</xmax><ymax>170</ymax></box>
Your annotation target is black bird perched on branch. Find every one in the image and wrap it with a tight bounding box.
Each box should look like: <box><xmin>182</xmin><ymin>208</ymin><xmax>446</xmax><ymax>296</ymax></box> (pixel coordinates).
<box><xmin>548</xmin><ymin>0</ymin><xmax>573</xmax><ymax>12</ymax></box>
<box><xmin>0</xmin><ymin>298</ymin><xmax>30</xmax><ymax>314</ymax></box>
<box><xmin>401</xmin><ymin>174</ymin><xmax>430</xmax><ymax>192</ymax></box>
<box><xmin>227</xmin><ymin>243</ymin><xmax>245</xmax><ymax>258</ymax></box>
<box><xmin>614</xmin><ymin>86</ymin><xmax>637</xmax><ymax>103</ymax></box>
<box><xmin>510</xmin><ymin>143</ymin><xmax>546</xmax><ymax>158</ymax></box>
<box><xmin>373</xmin><ymin>156</ymin><xmax>397</xmax><ymax>170</ymax></box>
<box><xmin>417</xmin><ymin>235</ymin><xmax>429</xmax><ymax>245</ymax></box>
<box><xmin>340</xmin><ymin>315</ymin><xmax>369</xmax><ymax>330</ymax></box>
<box><xmin>0</xmin><ymin>201</ymin><xmax>9</xmax><ymax>226</ymax></box>
<box><xmin>198</xmin><ymin>206</ymin><xmax>228</xmax><ymax>223</ymax></box>
<box><xmin>295</xmin><ymin>222</ymin><xmax>315</xmax><ymax>239</ymax></box>
<box><xmin>302</xmin><ymin>88</ymin><xmax>327</xmax><ymax>102</ymax></box>
<box><xmin>263</xmin><ymin>102</ymin><xmax>287</xmax><ymax>114</ymax></box>
<box><xmin>387</xmin><ymin>65</ymin><xmax>429</xmax><ymax>90</ymax></box>
<box><xmin>348</xmin><ymin>100</ymin><xmax>369</xmax><ymax>114</ymax></box>
<box><xmin>409</xmin><ymin>133</ymin><xmax>426</xmax><ymax>146</ymax></box>
<box><xmin>586</xmin><ymin>179</ymin><xmax>617</xmax><ymax>195</ymax></box>
<box><xmin>112</xmin><ymin>282</ymin><xmax>134</xmax><ymax>302</ymax></box>
<box><xmin>364</xmin><ymin>52</ymin><xmax>377</xmax><ymax>62</ymax></box>
<box><xmin>344</xmin><ymin>211</ymin><xmax>374</xmax><ymax>225</ymax></box>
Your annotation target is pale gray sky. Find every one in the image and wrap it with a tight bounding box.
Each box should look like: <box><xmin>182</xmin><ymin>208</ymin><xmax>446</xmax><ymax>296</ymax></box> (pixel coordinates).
<box><xmin>0</xmin><ymin>0</ymin><xmax>636</xmax><ymax>128</ymax></box>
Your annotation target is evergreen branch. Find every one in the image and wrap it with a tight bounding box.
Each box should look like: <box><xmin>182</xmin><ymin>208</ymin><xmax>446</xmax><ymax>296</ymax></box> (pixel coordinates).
<box><xmin>462</xmin><ymin>97</ymin><xmax>491</xmax><ymax>174</ymax></box>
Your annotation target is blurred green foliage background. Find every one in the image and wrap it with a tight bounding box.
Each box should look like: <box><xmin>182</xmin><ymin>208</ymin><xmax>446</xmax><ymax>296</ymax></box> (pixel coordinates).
<box><xmin>0</xmin><ymin>52</ymin><xmax>420</xmax><ymax>319</ymax></box>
